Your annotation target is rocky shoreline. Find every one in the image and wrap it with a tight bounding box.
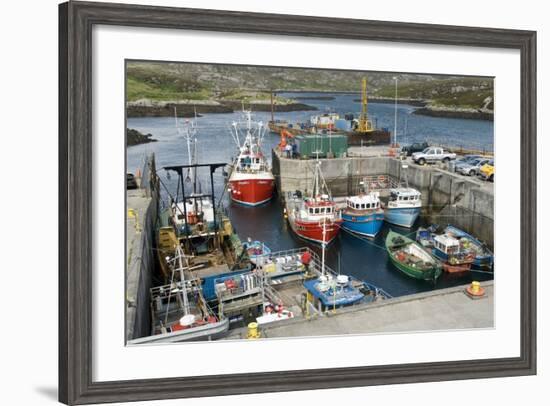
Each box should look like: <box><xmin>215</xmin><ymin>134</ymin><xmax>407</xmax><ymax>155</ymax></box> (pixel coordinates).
<box><xmin>127</xmin><ymin>128</ymin><xmax>157</xmax><ymax>146</ymax></box>
<box><xmin>127</xmin><ymin>100</ymin><xmax>317</xmax><ymax>118</ymax></box>
<box><xmin>413</xmin><ymin>107</ymin><xmax>494</xmax><ymax>121</ymax></box>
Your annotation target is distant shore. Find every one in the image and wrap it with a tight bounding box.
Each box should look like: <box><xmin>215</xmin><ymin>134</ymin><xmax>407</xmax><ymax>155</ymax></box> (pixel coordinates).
<box><xmin>412</xmin><ymin>107</ymin><xmax>494</xmax><ymax>121</ymax></box>
<box><xmin>126</xmin><ymin>99</ymin><xmax>317</xmax><ymax>117</ymax></box>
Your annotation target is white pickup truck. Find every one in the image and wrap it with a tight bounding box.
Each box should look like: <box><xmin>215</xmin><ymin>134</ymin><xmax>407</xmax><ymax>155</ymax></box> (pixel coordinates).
<box><xmin>411</xmin><ymin>147</ymin><xmax>457</xmax><ymax>165</ymax></box>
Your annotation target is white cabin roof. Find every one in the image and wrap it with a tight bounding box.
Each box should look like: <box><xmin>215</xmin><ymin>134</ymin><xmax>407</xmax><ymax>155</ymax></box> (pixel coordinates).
<box><xmin>347</xmin><ymin>193</ymin><xmax>380</xmax><ymax>205</ymax></box>
<box><xmin>434</xmin><ymin>234</ymin><xmax>459</xmax><ymax>247</ymax></box>
<box><xmin>390</xmin><ymin>188</ymin><xmax>421</xmax><ymax>197</ymax></box>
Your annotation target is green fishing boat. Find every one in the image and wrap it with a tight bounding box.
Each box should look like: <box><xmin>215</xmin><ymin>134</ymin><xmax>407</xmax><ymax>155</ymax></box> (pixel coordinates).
<box><xmin>386</xmin><ymin>230</ymin><xmax>442</xmax><ymax>283</ymax></box>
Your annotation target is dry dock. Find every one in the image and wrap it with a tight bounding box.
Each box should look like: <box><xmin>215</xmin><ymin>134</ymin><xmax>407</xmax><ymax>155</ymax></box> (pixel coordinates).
<box><xmin>224</xmin><ymin>281</ymin><xmax>493</xmax><ymax>339</ymax></box>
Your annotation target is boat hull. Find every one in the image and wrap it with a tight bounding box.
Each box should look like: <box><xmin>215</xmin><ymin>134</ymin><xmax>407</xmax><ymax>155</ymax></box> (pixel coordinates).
<box><xmin>288</xmin><ymin>217</ymin><xmax>342</xmax><ymax>244</ymax></box>
<box><xmin>384</xmin><ymin>207</ymin><xmax>421</xmax><ymax>228</ymax></box>
<box><xmin>128</xmin><ymin>318</ymin><xmax>230</xmax><ymax>344</ymax></box>
<box><xmin>342</xmin><ymin>211</ymin><xmax>384</xmax><ymax>237</ymax></box>
<box><xmin>385</xmin><ymin>231</ymin><xmax>442</xmax><ymax>283</ymax></box>
<box><xmin>442</xmin><ymin>262</ymin><xmax>471</xmax><ymax>273</ymax></box>
<box><xmin>444</xmin><ymin>225</ymin><xmax>494</xmax><ymax>270</ymax></box>
<box><xmin>303</xmin><ymin>279</ymin><xmax>364</xmax><ymax>308</ymax></box>
<box><xmin>388</xmin><ymin>254</ymin><xmax>442</xmax><ymax>282</ymax></box>
<box><xmin>229</xmin><ymin>178</ymin><xmax>274</xmax><ymax>206</ymax></box>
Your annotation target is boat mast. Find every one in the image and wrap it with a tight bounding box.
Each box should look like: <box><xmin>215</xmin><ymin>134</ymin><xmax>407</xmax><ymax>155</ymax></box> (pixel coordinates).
<box><xmin>321</xmin><ymin>217</ymin><xmax>326</xmax><ymax>277</ymax></box>
<box><xmin>270</xmin><ymin>91</ymin><xmax>275</xmax><ymax>123</ymax></box>
<box><xmin>314</xmin><ymin>161</ymin><xmax>320</xmax><ymax>198</ymax></box>
<box><xmin>393</xmin><ymin>76</ymin><xmax>398</xmax><ymax>147</ymax></box>
<box><xmin>176</xmin><ymin>245</ymin><xmax>190</xmax><ymax>316</ymax></box>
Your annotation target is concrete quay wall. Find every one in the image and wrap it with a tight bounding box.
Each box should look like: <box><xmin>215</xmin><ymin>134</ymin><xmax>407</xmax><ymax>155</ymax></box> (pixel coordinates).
<box><xmin>272</xmin><ymin>151</ymin><xmax>494</xmax><ymax>245</ymax></box>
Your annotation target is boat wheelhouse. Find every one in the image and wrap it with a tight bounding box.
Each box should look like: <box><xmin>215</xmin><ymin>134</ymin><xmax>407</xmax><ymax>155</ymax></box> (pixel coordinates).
<box><xmin>384</xmin><ymin>187</ymin><xmax>422</xmax><ymax>228</ymax></box>
<box><xmin>309</xmin><ymin>112</ymin><xmax>340</xmax><ymax>130</ymax></box>
<box><xmin>341</xmin><ymin>191</ymin><xmax>384</xmax><ymax>238</ymax></box>
<box><xmin>286</xmin><ymin>162</ymin><xmax>342</xmax><ymax>244</ymax></box>
<box><xmin>228</xmin><ymin>110</ymin><xmax>275</xmax><ymax>206</ymax></box>
<box><xmin>443</xmin><ymin>225</ymin><xmax>494</xmax><ymax>270</ymax></box>
<box><xmin>432</xmin><ymin>233</ymin><xmax>475</xmax><ymax>273</ymax></box>
<box><xmin>171</xmin><ymin>198</ymin><xmax>215</xmax><ymax>235</ymax></box>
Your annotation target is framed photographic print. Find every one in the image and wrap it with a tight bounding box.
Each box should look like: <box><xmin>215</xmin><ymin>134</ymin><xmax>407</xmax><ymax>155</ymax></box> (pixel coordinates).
<box><xmin>59</xmin><ymin>1</ymin><xmax>536</xmax><ymax>404</ymax></box>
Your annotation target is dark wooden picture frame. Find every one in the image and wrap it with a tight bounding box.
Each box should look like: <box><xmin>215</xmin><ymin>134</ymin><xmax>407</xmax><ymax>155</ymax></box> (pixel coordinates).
<box><xmin>59</xmin><ymin>1</ymin><xmax>537</xmax><ymax>404</ymax></box>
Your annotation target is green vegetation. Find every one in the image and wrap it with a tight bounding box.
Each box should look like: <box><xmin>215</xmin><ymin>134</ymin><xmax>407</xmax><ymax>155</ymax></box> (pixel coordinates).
<box><xmin>126</xmin><ymin>62</ymin><xmax>493</xmax><ymax>111</ymax></box>
<box><xmin>374</xmin><ymin>77</ymin><xmax>493</xmax><ymax>109</ymax></box>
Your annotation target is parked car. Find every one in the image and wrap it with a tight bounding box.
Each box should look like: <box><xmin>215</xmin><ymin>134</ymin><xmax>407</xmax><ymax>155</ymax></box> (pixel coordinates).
<box><xmin>412</xmin><ymin>147</ymin><xmax>457</xmax><ymax>165</ymax></box>
<box><xmin>479</xmin><ymin>160</ymin><xmax>494</xmax><ymax>182</ymax></box>
<box><xmin>457</xmin><ymin>157</ymin><xmax>492</xmax><ymax>176</ymax></box>
<box><xmin>453</xmin><ymin>154</ymin><xmax>482</xmax><ymax>172</ymax></box>
<box><xmin>401</xmin><ymin>141</ymin><xmax>429</xmax><ymax>156</ymax></box>
<box><xmin>127</xmin><ymin>173</ymin><xmax>138</xmax><ymax>189</ymax></box>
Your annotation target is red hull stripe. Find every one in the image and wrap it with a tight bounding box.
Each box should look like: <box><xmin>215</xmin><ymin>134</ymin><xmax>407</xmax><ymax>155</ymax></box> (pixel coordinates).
<box><xmin>230</xmin><ymin>179</ymin><xmax>274</xmax><ymax>205</ymax></box>
<box><xmin>290</xmin><ymin>219</ymin><xmax>342</xmax><ymax>244</ymax></box>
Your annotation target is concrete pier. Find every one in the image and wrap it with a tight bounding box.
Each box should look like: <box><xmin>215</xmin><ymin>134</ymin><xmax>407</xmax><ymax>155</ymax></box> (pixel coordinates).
<box><xmin>253</xmin><ymin>281</ymin><xmax>493</xmax><ymax>339</ymax></box>
<box><xmin>126</xmin><ymin>155</ymin><xmax>159</xmax><ymax>341</ymax></box>
<box><xmin>272</xmin><ymin>148</ymin><xmax>494</xmax><ymax>245</ymax></box>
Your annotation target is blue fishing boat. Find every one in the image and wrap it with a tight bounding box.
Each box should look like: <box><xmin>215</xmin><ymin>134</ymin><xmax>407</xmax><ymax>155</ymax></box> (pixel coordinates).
<box><xmin>432</xmin><ymin>233</ymin><xmax>475</xmax><ymax>273</ymax></box>
<box><xmin>243</xmin><ymin>239</ymin><xmax>271</xmax><ymax>265</ymax></box>
<box><xmin>304</xmin><ymin>274</ymin><xmax>365</xmax><ymax>308</ymax></box>
<box><xmin>302</xmin><ymin>220</ymin><xmax>386</xmax><ymax>310</ymax></box>
<box><xmin>443</xmin><ymin>225</ymin><xmax>494</xmax><ymax>270</ymax></box>
<box><xmin>342</xmin><ymin>191</ymin><xmax>384</xmax><ymax>238</ymax></box>
<box><xmin>384</xmin><ymin>188</ymin><xmax>422</xmax><ymax>228</ymax></box>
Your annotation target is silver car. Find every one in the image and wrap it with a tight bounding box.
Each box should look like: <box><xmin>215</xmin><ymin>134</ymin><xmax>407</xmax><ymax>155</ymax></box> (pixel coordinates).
<box><xmin>457</xmin><ymin>157</ymin><xmax>491</xmax><ymax>176</ymax></box>
<box><xmin>453</xmin><ymin>155</ymin><xmax>482</xmax><ymax>173</ymax></box>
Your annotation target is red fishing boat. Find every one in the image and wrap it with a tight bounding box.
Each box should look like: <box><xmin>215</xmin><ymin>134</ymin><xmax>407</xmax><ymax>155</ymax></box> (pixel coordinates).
<box><xmin>228</xmin><ymin>110</ymin><xmax>275</xmax><ymax>206</ymax></box>
<box><xmin>285</xmin><ymin>162</ymin><xmax>342</xmax><ymax>244</ymax></box>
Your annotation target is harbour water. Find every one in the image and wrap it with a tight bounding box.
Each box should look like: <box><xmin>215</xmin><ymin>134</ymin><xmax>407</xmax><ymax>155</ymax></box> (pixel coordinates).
<box><xmin>127</xmin><ymin>94</ymin><xmax>494</xmax><ymax>297</ymax></box>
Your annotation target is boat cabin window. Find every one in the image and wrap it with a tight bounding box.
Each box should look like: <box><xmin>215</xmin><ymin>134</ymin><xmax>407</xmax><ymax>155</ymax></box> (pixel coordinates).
<box><xmin>177</xmin><ymin>214</ymin><xmax>184</xmax><ymax>220</ymax></box>
<box><xmin>309</xmin><ymin>208</ymin><xmax>314</xmax><ymax>215</ymax></box>
<box><xmin>326</xmin><ymin>207</ymin><xmax>332</xmax><ymax>214</ymax></box>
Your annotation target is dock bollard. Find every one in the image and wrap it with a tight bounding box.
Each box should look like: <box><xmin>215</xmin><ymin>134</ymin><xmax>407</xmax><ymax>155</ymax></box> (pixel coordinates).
<box><xmin>465</xmin><ymin>281</ymin><xmax>486</xmax><ymax>299</ymax></box>
<box><xmin>247</xmin><ymin>322</ymin><xmax>260</xmax><ymax>339</ymax></box>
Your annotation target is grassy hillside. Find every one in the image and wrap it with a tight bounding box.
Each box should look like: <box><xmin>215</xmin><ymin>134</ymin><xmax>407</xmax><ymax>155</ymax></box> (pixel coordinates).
<box><xmin>126</xmin><ymin>62</ymin><xmax>493</xmax><ymax>111</ymax></box>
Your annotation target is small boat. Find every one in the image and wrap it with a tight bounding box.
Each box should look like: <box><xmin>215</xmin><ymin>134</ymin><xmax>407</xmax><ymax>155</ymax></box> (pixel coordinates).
<box><xmin>341</xmin><ymin>180</ymin><xmax>384</xmax><ymax>238</ymax></box>
<box><xmin>432</xmin><ymin>234</ymin><xmax>476</xmax><ymax>273</ymax></box>
<box><xmin>303</xmin><ymin>274</ymin><xmax>366</xmax><ymax>309</ymax></box>
<box><xmin>285</xmin><ymin>162</ymin><xmax>343</xmax><ymax>244</ymax></box>
<box><xmin>416</xmin><ymin>224</ymin><xmax>439</xmax><ymax>248</ymax></box>
<box><xmin>303</xmin><ymin>220</ymin><xmax>366</xmax><ymax>309</ymax></box>
<box><xmin>384</xmin><ymin>188</ymin><xmax>422</xmax><ymax>228</ymax></box>
<box><xmin>443</xmin><ymin>225</ymin><xmax>494</xmax><ymax>270</ymax></box>
<box><xmin>130</xmin><ymin>245</ymin><xmax>230</xmax><ymax>344</ymax></box>
<box><xmin>228</xmin><ymin>110</ymin><xmax>275</xmax><ymax>206</ymax></box>
<box><xmin>386</xmin><ymin>230</ymin><xmax>442</xmax><ymax>283</ymax></box>
<box><xmin>244</xmin><ymin>239</ymin><xmax>271</xmax><ymax>265</ymax></box>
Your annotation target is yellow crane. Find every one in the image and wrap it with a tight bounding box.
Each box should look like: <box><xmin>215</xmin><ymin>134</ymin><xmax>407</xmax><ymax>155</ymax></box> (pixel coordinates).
<box><xmin>357</xmin><ymin>77</ymin><xmax>374</xmax><ymax>133</ymax></box>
